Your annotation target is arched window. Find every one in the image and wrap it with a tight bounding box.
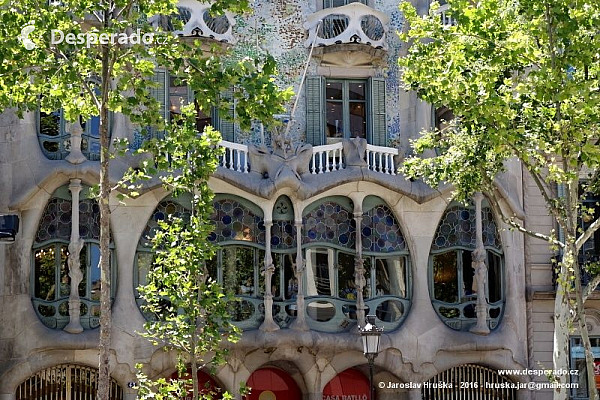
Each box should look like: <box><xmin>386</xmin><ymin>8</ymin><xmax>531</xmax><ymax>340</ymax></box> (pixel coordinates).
<box><xmin>362</xmin><ymin>196</ymin><xmax>410</xmax><ymax>328</ymax></box>
<box><xmin>32</xmin><ymin>184</ymin><xmax>113</xmax><ymax>330</ymax></box>
<box><xmin>134</xmin><ymin>196</ymin><xmax>192</xmax><ymax>315</ymax></box>
<box><xmin>135</xmin><ymin>194</ymin><xmax>265</xmax><ymax>328</ymax></box>
<box><xmin>302</xmin><ymin>197</ymin><xmax>356</xmax><ymax>299</ymax></box>
<box><xmin>430</xmin><ymin>200</ymin><xmax>504</xmax><ymax>331</ymax></box>
<box><xmin>37</xmin><ymin>83</ymin><xmax>105</xmax><ymax>161</ymax></box>
<box><xmin>16</xmin><ymin>364</ymin><xmax>123</xmax><ymax>400</ymax></box>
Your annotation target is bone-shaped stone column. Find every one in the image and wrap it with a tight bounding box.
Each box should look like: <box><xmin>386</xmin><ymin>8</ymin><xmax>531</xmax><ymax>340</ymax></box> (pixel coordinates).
<box><xmin>290</xmin><ymin>220</ymin><xmax>309</xmax><ymax>331</ymax></box>
<box><xmin>260</xmin><ymin>221</ymin><xmax>279</xmax><ymax>332</ymax></box>
<box><xmin>469</xmin><ymin>192</ymin><xmax>490</xmax><ymax>335</ymax></box>
<box><xmin>64</xmin><ymin>179</ymin><xmax>85</xmax><ymax>333</ymax></box>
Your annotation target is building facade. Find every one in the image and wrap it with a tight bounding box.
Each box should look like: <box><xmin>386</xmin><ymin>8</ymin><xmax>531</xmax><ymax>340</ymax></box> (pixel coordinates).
<box><xmin>0</xmin><ymin>0</ymin><xmax>588</xmax><ymax>399</ymax></box>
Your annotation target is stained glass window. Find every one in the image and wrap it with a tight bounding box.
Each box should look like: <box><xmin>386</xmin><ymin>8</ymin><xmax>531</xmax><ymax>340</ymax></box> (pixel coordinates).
<box><xmin>209</xmin><ymin>198</ymin><xmax>265</xmax><ymax>245</ymax></box>
<box><xmin>431</xmin><ymin>205</ymin><xmax>501</xmax><ymax>251</ymax></box>
<box><xmin>32</xmin><ymin>185</ymin><xmax>111</xmax><ymax>330</ymax></box>
<box><xmin>271</xmin><ymin>221</ymin><xmax>296</xmax><ymax>250</ymax></box>
<box><xmin>430</xmin><ymin>201</ymin><xmax>504</xmax><ymax>331</ymax></box>
<box><xmin>302</xmin><ymin>201</ymin><xmax>355</xmax><ymax>248</ymax></box>
<box><xmin>362</xmin><ymin>203</ymin><xmax>406</xmax><ymax>253</ymax></box>
<box><xmin>34</xmin><ymin>196</ymin><xmax>101</xmax><ymax>244</ymax></box>
<box><xmin>138</xmin><ymin>199</ymin><xmax>191</xmax><ymax>248</ymax></box>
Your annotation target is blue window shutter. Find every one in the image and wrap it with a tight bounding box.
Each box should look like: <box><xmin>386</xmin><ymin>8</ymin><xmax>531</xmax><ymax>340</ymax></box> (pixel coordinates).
<box><xmin>212</xmin><ymin>88</ymin><xmax>235</xmax><ymax>143</ymax></box>
<box><xmin>369</xmin><ymin>77</ymin><xmax>386</xmax><ymax>146</ymax></box>
<box><xmin>305</xmin><ymin>76</ymin><xmax>325</xmax><ymax>146</ymax></box>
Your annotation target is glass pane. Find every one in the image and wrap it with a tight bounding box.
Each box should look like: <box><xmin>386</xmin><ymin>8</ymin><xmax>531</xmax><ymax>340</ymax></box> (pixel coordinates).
<box><xmin>306</xmin><ymin>248</ymin><xmax>333</xmax><ymax>296</ymax></box>
<box><xmin>206</xmin><ymin>255</ymin><xmax>218</xmax><ymax>282</ymax></box>
<box><xmin>59</xmin><ymin>246</ymin><xmax>70</xmax><ymax>297</ymax></box>
<box><xmin>283</xmin><ymin>253</ymin><xmax>298</xmax><ymax>300</ymax></box>
<box><xmin>222</xmin><ymin>247</ymin><xmax>255</xmax><ymax>296</ymax></box>
<box><xmin>433</xmin><ymin>252</ymin><xmax>458</xmax><ymax>302</ymax></box>
<box><xmin>39</xmin><ymin>111</ymin><xmax>61</xmax><ymax>136</ymax></box>
<box><xmin>169</xmin><ymin>76</ymin><xmax>188</xmax><ymax>117</ymax></box>
<box><xmin>79</xmin><ymin>247</ymin><xmax>87</xmax><ymax>297</ymax></box>
<box><xmin>34</xmin><ymin>245</ymin><xmax>57</xmax><ymax>300</ymax></box>
<box><xmin>570</xmin><ymin>337</ymin><xmax>600</xmax><ymax>398</ymax></box>
<box><xmin>337</xmin><ymin>252</ymin><xmax>356</xmax><ymax>299</ymax></box>
<box><xmin>375</xmin><ymin>257</ymin><xmax>407</xmax><ymax>298</ymax></box>
<box><xmin>87</xmin><ymin>115</ymin><xmax>100</xmax><ymax>137</ymax></box>
<box><xmin>195</xmin><ymin>103</ymin><xmax>211</xmax><ymax>133</ymax></box>
<box><xmin>89</xmin><ymin>244</ymin><xmax>101</xmax><ymax>301</ymax></box>
<box><xmin>136</xmin><ymin>252</ymin><xmax>154</xmax><ymax>289</ymax></box>
<box><xmin>376</xmin><ymin>300</ymin><xmax>404</xmax><ymax>322</ymax></box>
<box><xmin>326</xmin><ymin>81</ymin><xmax>343</xmax><ymax>100</ymax></box>
<box><xmin>487</xmin><ymin>252</ymin><xmax>502</xmax><ymax>303</ymax></box>
<box><xmin>462</xmin><ymin>251</ymin><xmax>475</xmax><ymax>298</ymax></box>
<box><xmin>349</xmin><ymin>82</ymin><xmax>365</xmax><ymax>100</ymax></box>
<box><xmin>349</xmin><ymin>102</ymin><xmax>366</xmax><ymax>138</ymax></box>
<box><xmin>326</xmin><ymin>102</ymin><xmax>344</xmax><ymax>138</ymax></box>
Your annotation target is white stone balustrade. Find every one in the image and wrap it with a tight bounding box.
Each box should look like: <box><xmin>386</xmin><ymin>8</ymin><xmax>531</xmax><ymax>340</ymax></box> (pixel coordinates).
<box><xmin>436</xmin><ymin>4</ymin><xmax>456</xmax><ymax>27</ymax></box>
<box><xmin>311</xmin><ymin>142</ymin><xmax>344</xmax><ymax>174</ymax></box>
<box><xmin>170</xmin><ymin>1</ymin><xmax>236</xmax><ymax>43</ymax></box>
<box><xmin>219</xmin><ymin>140</ymin><xmax>249</xmax><ymax>173</ymax></box>
<box><xmin>304</xmin><ymin>3</ymin><xmax>389</xmax><ymax>50</ymax></box>
<box><xmin>365</xmin><ymin>144</ymin><xmax>398</xmax><ymax>175</ymax></box>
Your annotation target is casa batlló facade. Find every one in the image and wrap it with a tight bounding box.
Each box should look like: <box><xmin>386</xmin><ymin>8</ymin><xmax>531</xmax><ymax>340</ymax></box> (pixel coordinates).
<box><xmin>0</xmin><ymin>0</ymin><xmax>596</xmax><ymax>399</ymax></box>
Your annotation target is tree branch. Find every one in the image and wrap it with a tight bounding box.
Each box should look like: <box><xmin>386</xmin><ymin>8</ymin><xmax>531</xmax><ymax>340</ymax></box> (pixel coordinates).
<box><xmin>583</xmin><ymin>274</ymin><xmax>600</xmax><ymax>303</ymax></box>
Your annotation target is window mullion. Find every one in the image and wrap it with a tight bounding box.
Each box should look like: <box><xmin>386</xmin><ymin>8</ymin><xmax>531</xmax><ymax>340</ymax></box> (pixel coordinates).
<box><xmin>55</xmin><ymin>244</ymin><xmax>61</xmax><ymax>301</ymax></box>
<box><xmin>343</xmin><ymin>81</ymin><xmax>350</xmax><ymax>139</ymax></box>
<box><xmin>457</xmin><ymin>250</ymin><xmax>463</xmax><ymax>301</ymax></box>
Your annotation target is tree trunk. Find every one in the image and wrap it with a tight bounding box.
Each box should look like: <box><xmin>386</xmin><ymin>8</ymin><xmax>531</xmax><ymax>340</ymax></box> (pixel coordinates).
<box><xmin>553</xmin><ymin>273</ymin><xmax>571</xmax><ymax>400</ymax></box>
<box><xmin>97</xmin><ymin>6</ymin><xmax>112</xmax><ymax>399</ymax></box>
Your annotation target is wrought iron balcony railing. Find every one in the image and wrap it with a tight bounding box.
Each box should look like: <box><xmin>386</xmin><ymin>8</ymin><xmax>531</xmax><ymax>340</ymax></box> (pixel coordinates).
<box><xmin>304</xmin><ymin>3</ymin><xmax>389</xmax><ymax>50</ymax></box>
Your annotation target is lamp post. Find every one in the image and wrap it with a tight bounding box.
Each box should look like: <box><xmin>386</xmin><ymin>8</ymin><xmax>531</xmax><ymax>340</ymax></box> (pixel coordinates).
<box><xmin>360</xmin><ymin>314</ymin><xmax>383</xmax><ymax>400</ymax></box>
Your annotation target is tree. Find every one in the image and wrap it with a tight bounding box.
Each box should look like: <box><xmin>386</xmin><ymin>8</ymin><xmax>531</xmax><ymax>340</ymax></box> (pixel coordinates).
<box><xmin>133</xmin><ymin>115</ymin><xmax>238</xmax><ymax>400</ymax></box>
<box><xmin>398</xmin><ymin>0</ymin><xmax>600</xmax><ymax>399</ymax></box>
<box><xmin>0</xmin><ymin>0</ymin><xmax>290</xmax><ymax>397</ymax></box>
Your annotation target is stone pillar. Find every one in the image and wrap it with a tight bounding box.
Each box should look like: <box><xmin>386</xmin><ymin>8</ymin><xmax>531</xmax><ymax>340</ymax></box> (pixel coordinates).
<box><xmin>0</xmin><ymin>394</ymin><xmax>16</xmax><ymax>400</ymax></box>
<box><xmin>469</xmin><ymin>192</ymin><xmax>490</xmax><ymax>335</ymax></box>
<box><xmin>290</xmin><ymin>220</ymin><xmax>309</xmax><ymax>331</ymax></box>
<box><xmin>260</xmin><ymin>221</ymin><xmax>279</xmax><ymax>331</ymax></box>
<box><xmin>354</xmin><ymin>211</ymin><xmax>366</xmax><ymax>326</ymax></box>
<box><xmin>64</xmin><ymin>178</ymin><xmax>85</xmax><ymax>333</ymax></box>
<box><xmin>66</xmin><ymin>119</ymin><xmax>87</xmax><ymax>164</ymax></box>
<box><xmin>408</xmin><ymin>388</ymin><xmax>423</xmax><ymax>400</ymax></box>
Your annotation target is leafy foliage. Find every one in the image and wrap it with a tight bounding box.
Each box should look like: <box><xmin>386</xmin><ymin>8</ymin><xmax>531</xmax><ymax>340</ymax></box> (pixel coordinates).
<box><xmin>0</xmin><ymin>0</ymin><xmax>292</xmax><ymax>398</ymax></box>
<box><xmin>399</xmin><ymin>0</ymin><xmax>600</xmax><ymax>397</ymax></box>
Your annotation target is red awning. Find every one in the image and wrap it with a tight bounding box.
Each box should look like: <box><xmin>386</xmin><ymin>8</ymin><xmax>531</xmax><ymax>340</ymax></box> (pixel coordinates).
<box><xmin>170</xmin><ymin>370</ymin><xmax>222</xmax><ymax>399</ymax></box>
<box><xmin>245</xmin><ymin>367</ymin><xmax>301</xmax><ymax>400</ymax></box>
<box><xmin>323</xmin><ymin>368</ymin><xmax>370</xmax><ymax>400</ymax></box>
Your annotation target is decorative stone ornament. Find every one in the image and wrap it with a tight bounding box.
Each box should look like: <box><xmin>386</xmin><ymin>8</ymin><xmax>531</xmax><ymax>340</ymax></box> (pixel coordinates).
<box><xmin>168</xmin><ymin>0</ymin><xmax>236</xmax><ymax>43</ymax></box>
<box><xmin>290</xmin><ymin>220</ymin><xmax>309</xmax><ymax>331</ymax></box>
<box><xmin>64</xmin><ymin>179</ymin><xmax>85</xmax><ymax>333</ymax></box>
<box><xmin>469</xmin><ymin>192</ymin><xmax>490</xmax><ymax>335</ymax></box>
<box><xmin>304</xmin><ymin>2</ymin><xmax>390</xmax><ymax>50</ymax></box>
<box><xmin>260</xmin><ymin>221</ymin><xmax>280</xmax><ymax>332</ymax></box>
<box><xmin>65</xmin><ymin>119</ymin><xmax>87</xmax><ymax>164</ymax></box>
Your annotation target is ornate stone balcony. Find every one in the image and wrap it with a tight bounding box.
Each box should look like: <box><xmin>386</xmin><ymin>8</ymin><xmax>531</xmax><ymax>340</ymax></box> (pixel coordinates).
<box><xmin>217</xmin><ymin>139</ymin><xmax>401</xmax><ymax>176</ymax></box>
<box><xmin>170</xmin><ymin>1</ymin><xmax>236</xmax><ymax>43</ymax></box>
<box><xmin>304</xmin><ymin>3</ymin><xmax>389</xmax><ymax>50</ymax></box>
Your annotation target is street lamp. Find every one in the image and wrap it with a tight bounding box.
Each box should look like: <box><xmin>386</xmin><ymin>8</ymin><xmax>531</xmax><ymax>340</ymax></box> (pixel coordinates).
<box><xmin>360</xmin><ymin>314</ymin><xmax>383</xmax><ymax>400</ymax></box>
